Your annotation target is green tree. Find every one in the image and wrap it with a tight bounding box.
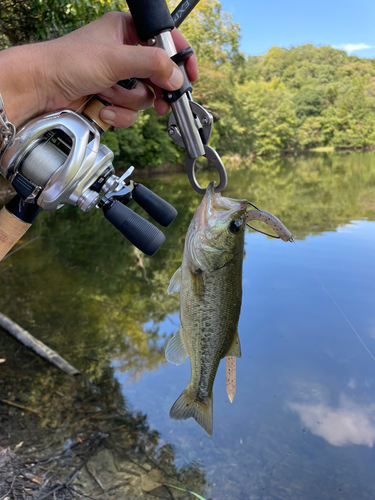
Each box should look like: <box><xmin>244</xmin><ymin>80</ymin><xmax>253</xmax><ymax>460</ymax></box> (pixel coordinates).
<box><xmin>0</xmin><ymin>0</ymin><xmax>128</xmax><ymax>47</ymax></box>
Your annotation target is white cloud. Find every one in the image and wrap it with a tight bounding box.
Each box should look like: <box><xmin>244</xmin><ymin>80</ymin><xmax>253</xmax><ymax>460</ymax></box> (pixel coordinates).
<box><xmin>289</xmin><ymin>393</ymin><xmax>375</xmax><ymax>447</ymax></box>
<box><xmin>333</xmin><ymin>43</ymin><xmax>374</xmax><ymax>53</ymax></box>
<box><xmin>348</xmin><ymin>378</ymin><xmax>356</xmax><ymax>389</ymax></box>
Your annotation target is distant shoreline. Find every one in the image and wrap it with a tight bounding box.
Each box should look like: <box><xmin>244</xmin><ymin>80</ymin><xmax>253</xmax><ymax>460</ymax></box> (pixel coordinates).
<box><xmin>124</xmin><ymin>146</ymin><xmax>375</xmax><ymax>176</ymax></box>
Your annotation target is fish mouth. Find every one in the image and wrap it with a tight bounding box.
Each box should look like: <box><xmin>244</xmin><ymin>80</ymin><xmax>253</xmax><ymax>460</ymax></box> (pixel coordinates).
<box><xmin>197</xmin><ymin>181</ymin><xmax>248</xmax><ymax>227</ymax></box>
<box><xmin>197</xmin><ymin>181</ymin><xmax>216</xmax><ymax>227</ymax></box>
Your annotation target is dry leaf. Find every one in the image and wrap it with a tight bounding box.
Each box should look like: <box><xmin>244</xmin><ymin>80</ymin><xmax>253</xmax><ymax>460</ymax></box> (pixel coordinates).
<box><xmin>140</xmin><ymin>469</ymin><xmax>162</xmax><ymax>492</ymax></box>
<box><xmin>14</xmin><ymin>441</ymin><xmax>23</xmax><ymax>451</ymax></box>
<box><xmin>31</xmin><ymin>477</ymin><xmax>43</xmax><ymax>485</ymax></box>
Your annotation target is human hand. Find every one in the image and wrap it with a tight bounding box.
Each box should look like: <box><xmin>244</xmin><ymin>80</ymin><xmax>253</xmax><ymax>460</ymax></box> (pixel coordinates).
<box><xmin>0</xmin><ymin>12</ymin><xmax>198</xmax><ymax>128</ymax></box>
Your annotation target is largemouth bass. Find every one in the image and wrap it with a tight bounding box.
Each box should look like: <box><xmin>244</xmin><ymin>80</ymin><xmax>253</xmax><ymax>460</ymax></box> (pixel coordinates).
<box><xmin>166</xmin><ymin>181</ymin><xmax>248</xmax><ymax>437</ymax></box>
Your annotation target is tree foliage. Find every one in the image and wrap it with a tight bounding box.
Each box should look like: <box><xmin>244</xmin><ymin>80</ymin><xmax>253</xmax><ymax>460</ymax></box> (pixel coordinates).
<box><xmin>0</xmin><ymin>0</ymin><xmax>127</xmax><ymax>47</ymax></box>
<box><xmin>2</xmin><ymin>0</ymin><xmax>375</xmax><ymax>161</ymax></box>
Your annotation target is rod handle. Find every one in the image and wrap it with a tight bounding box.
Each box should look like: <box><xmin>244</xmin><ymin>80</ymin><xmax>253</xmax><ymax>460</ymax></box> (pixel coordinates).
<box><xmin>0</xmin><ymin>207</ymin><xmax>31</xmax><ymax>261</ymax></box>
<box><xmin>82</xmin><ymin>98</ymin><xmax>110</xmax><ymax>132</ymax></box>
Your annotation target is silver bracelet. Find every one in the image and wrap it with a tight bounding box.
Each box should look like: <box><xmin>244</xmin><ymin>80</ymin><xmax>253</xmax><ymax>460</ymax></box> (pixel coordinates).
<box><xmin>0</xmin><ymin>93</ymin><xmax>16</xmax><ymax>155</ymax></box>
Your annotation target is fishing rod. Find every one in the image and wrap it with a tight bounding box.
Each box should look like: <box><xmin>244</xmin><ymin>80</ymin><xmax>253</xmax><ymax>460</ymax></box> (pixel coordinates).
<box><xmin>172</xmin><ymin>0</ymin><xmax>202</xmax><ymax>27</ymax></box>
<box><xmin>0</xmin><ymin>0</ymin><xmax>226</xmax><ymax>260</ymax></box>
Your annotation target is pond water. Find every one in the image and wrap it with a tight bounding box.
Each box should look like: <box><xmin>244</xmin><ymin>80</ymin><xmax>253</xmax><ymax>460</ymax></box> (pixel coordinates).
<box><xmin>1</xmin><ymin>151</ymin><xmax>375</xmax><ymax>499</ymax></box>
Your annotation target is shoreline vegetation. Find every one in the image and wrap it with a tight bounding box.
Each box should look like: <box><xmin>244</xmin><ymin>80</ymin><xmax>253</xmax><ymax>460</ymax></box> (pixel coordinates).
<box><xmin>123</xmin><ymin>146</ymin><xmax>375</xmax><ymax>178</ymax></box>
<box><xmin>2</xmin><ymin>0</ymin><xmax>375</xmax><ymax>170</ymax></box>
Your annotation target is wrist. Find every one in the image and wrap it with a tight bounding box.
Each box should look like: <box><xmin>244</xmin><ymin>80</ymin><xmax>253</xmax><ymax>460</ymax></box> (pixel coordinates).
<box><xmin>0</xmin><ymin>44</ymin><xmax>49</xmax><ymax>128</ymax></box>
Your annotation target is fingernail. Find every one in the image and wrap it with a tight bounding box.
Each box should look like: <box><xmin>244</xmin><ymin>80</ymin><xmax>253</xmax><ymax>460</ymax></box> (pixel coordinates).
<box><xmin>99</xmin><ymin>88</ymin><xmax>114</xmax><ymax>99</ymax></box>
<box><xmin>169</xmin><ymin>66</ymin><xmax>183</xmax><ymax>90</ymax></box>
<box><xmin>101</xmin><ymin>108</ymin><xmax>116</xmax><ymax>123</ymax></box>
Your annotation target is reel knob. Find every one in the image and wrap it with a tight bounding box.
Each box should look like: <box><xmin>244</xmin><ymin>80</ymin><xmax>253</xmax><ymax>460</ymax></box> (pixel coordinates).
<box><xmin>103</xmin><ymin>200</ymin><xmax>165</xmax><ymax>256</ymax></box>
<box><xmin>132</xmin><ymin>183</ymin><xmax>178</xmax><ymax>227</ymax></box>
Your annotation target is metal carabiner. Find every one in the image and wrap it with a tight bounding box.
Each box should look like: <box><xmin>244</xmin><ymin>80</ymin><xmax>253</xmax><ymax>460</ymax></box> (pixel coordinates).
<box><xmin>168</xmin><ymin>100</ymin><xmax>213</xmax><ymax>150</ymax></box>
<box><xmin>185</xmin><ymin>145</ymin><xmax>228</xmax><ymax>195</ymax></box>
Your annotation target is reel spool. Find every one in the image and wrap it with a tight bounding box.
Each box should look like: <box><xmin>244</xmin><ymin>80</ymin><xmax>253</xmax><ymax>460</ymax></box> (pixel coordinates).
<box><xmin>0</xmin><ymin>107</ymin><xmax>177</xmax><ymax>258</ymax></box>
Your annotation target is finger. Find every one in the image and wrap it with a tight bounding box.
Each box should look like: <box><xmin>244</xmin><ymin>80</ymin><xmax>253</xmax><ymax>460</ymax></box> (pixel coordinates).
<box><xmin>98</xmin><ymin>81</ymin><xmax>155</xmax><ymax>111</ymax></box>
<box><xmin>139</xmin><ymin>28</ymin><xmax>199</xmax><ymax>83</ymax></box>
<box><xmin>171</xmin><ymin>28</ymin><xmax>199</xmax><ymax>82</ymax></box>
<box><xmin>154</xmin><ymin>96</ymin><xmax>170</xmax><ymax>116</ymax></box>
<box><xmin>100</xmin><ymin>106</ymin><xmax>139</xmax><ymax>128</ymax></box>
<box><xmin>140</xmin><ymin>82</ymin><xmax>169</xmax><ymax>114</ymax></box>
<box><xmin>107</xmin><ymin>45</ymin><xmax>184</xmax><ymax>91</ymax></box>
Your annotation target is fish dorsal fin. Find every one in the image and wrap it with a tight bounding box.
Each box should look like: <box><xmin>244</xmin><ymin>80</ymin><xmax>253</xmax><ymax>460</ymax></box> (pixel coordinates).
<box><xmin>167</xmin><ymin>267</ymin><xmax>182</xmax><ymax>295</ymax></box>
<box><xmin>165</xmin><ymin>328</ymin><xmax>188</xmax><ymax>365</ymax></box>
<box><xmin>226</xmin><ymin>331</ymin><xmax>241</xmax><ymax>358</ymax></box>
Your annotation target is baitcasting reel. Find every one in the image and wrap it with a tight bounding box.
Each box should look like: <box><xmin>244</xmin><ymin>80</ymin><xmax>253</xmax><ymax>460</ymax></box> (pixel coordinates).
<box><xmin>0</xmin><ymin>105</ymin><xmax>177</xmax><ymax>258</ymax></box>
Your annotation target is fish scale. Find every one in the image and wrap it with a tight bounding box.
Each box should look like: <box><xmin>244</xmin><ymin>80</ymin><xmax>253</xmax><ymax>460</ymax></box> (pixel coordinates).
<box><xmin>182</xmin><ymin>255</ymin><xmax>243</xmax><ymax>400</ymax></box>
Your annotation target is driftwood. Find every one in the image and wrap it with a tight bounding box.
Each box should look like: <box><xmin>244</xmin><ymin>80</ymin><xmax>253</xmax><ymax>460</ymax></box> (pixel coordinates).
<box><xmin>0</xmin><ymin>312</ymin><xmax>80</xmax><ymax>376</ymax></box>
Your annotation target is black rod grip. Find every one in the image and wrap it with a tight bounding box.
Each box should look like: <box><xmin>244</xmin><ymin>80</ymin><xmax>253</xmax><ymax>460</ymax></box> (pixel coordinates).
<box><xmin>126</xmin><ymin>0</ymin><xmax>175</xmax><ymax>42</ymax></box>
<box><xmin>132</xmin><ymin>184</ymin><xmax>177</xmax><ymax>227</ymax></box>
<box><xmin>104</xmin><ymin>200</ymin><xmax>165</xmax><ymax>256</ymax></box>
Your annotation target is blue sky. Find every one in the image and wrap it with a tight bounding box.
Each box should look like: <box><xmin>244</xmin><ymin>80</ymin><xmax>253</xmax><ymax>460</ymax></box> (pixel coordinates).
<box><xmin>220</xmin><ymin>0</ymin><xmax>375</xmax><ymax>58</ymax></box>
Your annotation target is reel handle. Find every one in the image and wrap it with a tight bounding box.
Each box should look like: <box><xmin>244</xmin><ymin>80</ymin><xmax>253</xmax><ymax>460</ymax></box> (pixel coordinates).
<box><xmin>103</xmin><ymin>200</ymin><xmax>165</xmax><ymax>256</ymax></box>
<box><xmin>132</xmin><ymin>183</ymin><xmax>177</xmax><ymax>227</ymax></box>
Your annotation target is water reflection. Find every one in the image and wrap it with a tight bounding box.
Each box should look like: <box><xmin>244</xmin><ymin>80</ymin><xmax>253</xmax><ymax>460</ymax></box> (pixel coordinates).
<box><xmin>2</xmin><ymin>151</ymin><xmax>375</xmax><ymax>498</ymax></box>
<box><xmin>289</xmin><ymin>389</ymin><xmax>375</xmax><ymax>447</ymax></box>
<box><xmin>0</xmin><ymin>334</ymin><xmax>207</xmax><ymax>498</ymax></box>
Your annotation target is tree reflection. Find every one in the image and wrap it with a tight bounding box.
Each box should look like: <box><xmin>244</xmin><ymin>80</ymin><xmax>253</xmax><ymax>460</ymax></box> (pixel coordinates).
<box><xmin>1</xmin><ymin>152</ymin><xmax>375</xmax><ymax>381</ymax></box>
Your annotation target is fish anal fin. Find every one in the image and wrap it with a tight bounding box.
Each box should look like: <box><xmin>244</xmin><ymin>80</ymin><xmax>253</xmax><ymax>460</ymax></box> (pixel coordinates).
<box><xmin>167</xmin><ymin>267</ymin><xmax>182</xmax><ymax>295</ymax></box>
<box><xmin>226</xmin><ymin>331</ymin><xmax>241</xmax><ymax>358</ymax></box>
<box><xmin>165</xmin><ymin>329</ymin><xmax>188</xmax><ymax>365</ymax></box>
<box><xmin>169</xmin><ymin>388</ymin><xmax>213</xmax><ymax>438</ymax></box>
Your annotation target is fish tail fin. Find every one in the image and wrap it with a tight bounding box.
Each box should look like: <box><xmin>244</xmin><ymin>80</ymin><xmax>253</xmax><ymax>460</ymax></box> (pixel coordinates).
<box><xmin>169</xmin><ymin>388</ymin><xmax>213</xmax><ymax>438</ymax></box>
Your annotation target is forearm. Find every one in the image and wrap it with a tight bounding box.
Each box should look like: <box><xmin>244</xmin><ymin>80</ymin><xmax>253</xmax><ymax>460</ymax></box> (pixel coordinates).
<box><xmin>0</xmin><ymin>44</ymin><xmax>50</xmax><ymax>128</ymax></box>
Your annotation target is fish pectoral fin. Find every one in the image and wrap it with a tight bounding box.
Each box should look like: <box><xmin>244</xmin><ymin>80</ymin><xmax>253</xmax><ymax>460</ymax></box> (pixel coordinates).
<box><xmin>167</xmin><ymin>267</ymin><xmax>182</xmax><ymax>295</ymax></box>
<box><xmin>165</xmin><ymin>328</ymin><xmax>188</xmax><ymax>365</ymax></box>
<box><xmin>226</xmin><ymin>331</ymin><xmax>242</xmax><ymax>358</ymax></box>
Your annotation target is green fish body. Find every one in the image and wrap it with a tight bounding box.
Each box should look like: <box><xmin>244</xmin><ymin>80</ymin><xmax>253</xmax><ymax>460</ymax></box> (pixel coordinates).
<box><xmin>166</xmin><ymin>182</ymin><xmax>248</xmax><ymax>436</ymax></box>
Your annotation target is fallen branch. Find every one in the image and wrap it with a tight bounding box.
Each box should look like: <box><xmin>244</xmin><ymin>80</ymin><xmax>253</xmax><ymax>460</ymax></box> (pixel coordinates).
<box><xmin>85</xmin><ymin>464</ymin><xmax>105</xmax><ymax>492</ymax></box>
<box><xmin>0</xmin><ymin>312</ymin><xmax>80</xmax><ymax>376</ymax></box>
<box><xmin>0</xmin><ymin>471</ymin><xmax>17</xmax><ymax>500</ymax></box>
<box><xmin>0</xmin><ymin>399</ymin><xmax>42</xmax><ymax>417</ymax></box>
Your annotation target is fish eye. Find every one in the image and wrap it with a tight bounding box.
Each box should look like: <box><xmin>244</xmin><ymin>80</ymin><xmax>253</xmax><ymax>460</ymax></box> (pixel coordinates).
<box><xmin>229</xmin><ymin>219</ymin><xmax>242</xmax><ymax>233</ymax></box>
